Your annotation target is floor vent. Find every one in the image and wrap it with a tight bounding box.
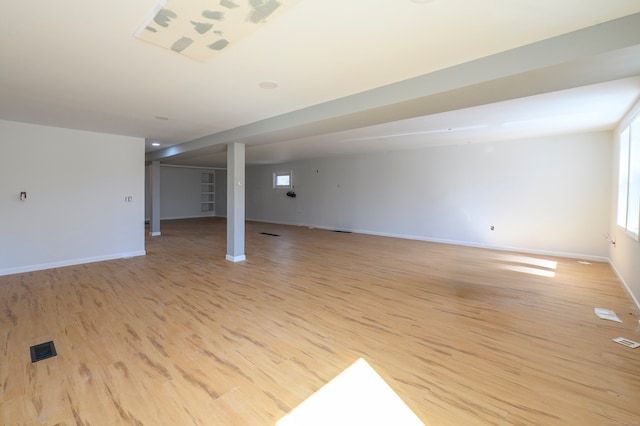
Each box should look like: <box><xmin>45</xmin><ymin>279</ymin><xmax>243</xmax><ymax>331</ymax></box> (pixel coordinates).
<box><xmin>260</xmin><ymin>232</ymin><xmax>280</xmax><ymax>237</ymax></box>
<box><xmin>333</xmin><ymin>230</ymin><xmax>352</xmax><ymax>233</ymax></box>
<box><xmin>30</xmin><ymin>341</ymin><xmax>57</xmax><ymax>363</ymax></box>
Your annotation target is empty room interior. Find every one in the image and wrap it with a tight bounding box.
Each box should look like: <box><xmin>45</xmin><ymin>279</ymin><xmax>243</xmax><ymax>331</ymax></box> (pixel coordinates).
<box><xmin>2</xmin><ymin>1</ymin><xmax>640</xmax><ymax>425</ymax></box>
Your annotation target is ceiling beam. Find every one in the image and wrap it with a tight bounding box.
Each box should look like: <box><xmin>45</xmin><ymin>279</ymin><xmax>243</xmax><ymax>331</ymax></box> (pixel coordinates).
<box><xmin>147</xmin><ymin>12</ymin><xmax>640</xmax><ymax>163</ymax></box>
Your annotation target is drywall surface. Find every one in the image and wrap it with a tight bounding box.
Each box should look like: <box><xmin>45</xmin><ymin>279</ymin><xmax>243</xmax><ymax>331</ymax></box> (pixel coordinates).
<box><xmin>160</xmin><ymin>166</ymin><xmax>209</xmax><ymax>219</ymax></box>
<box><xmin>145</xmin><ymin>164</ymin><xmax>152</xmax><ymax>221</ymax></box>
<box><xmin>215</xmin><ymin>169</ymin><xmax>227</xmax><ymax>217</ymax></box>
<box><xmin>0</xmin><ymin>120</ymin><xmax>145</xmax><ymax>275</ymax></box>
<box><xmin>150</xmin><ymin>166</ymin><xmax>219</xmax><ymax>220</ymax></box>
<box><xmin>610</xmin><ymin>232</ymin><xmax>640</xmax><ymax>310</ymax></box>
<box><xmin>246</xmin><ymin>131</ymin><xmax>612</xmax><ymax>259</ymax></box>
<box><xmin>609</xmin><ymin>102</ymin><xmax>640</xmax><ymax>310</ymax></box>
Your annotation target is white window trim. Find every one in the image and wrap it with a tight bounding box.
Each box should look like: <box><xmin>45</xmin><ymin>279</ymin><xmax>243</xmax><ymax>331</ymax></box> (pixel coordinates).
<box><xmin>616</xmin><ymin>101</ymin><xmax>640</xmax><ymax>241</ymax></box>
<box><xmin>273</xmin><ymin>170</ymin><xmax>293</xmax><ymax>189</ymax></box>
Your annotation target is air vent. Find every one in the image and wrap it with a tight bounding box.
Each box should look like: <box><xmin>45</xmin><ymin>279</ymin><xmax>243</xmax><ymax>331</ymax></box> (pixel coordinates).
<box><xmin>30</xmin><ymin>341</ymin><xmax>57</xmax><ymax>363</ymax></box>
<box><xmin>260</xmin><ymin>232</ymin><xmax>280</xmax><ymax>237</ymax></box>
<box><xmin>333</xmin><ymin>230</ymin><xmax>352</xmax><ymax>233</ymax></box>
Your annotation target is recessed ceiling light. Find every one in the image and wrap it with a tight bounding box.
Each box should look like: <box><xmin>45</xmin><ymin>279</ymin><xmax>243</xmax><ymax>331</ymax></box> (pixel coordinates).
<box><xmin>259</xmin><ymin>81</ymin><xmax>279</xmax><ymax>89</ymax></box>
<box><xmin>152</xmin><ymin>142</ymin><xmax>161</xmax><ymax>146</ymax></box>
<box><xmin>155</xmin><ymin>115</ymin><xmax>169</xmax><ymax>120</ymax></box>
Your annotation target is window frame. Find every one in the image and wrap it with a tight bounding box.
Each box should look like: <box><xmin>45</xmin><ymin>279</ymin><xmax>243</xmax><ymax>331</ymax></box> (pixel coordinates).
<box><xmin>617</xmin><ymin>106</ymin><xmax>640</xmax><ymax>241</ymax></box>
<box><xmin>273</xmin><ymin>170</ymin><xmax>293</xmax><ymax>189</ymax></box>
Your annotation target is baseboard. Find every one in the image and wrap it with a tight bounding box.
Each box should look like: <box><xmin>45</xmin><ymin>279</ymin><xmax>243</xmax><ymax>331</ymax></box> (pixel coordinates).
<box><xmin>352</xmin><ymin>230</ymin><xmax>609</xmax><ymax>262</ymax></box>
<box><xmin>149</xmin><ymin>231</ymin><xmax>161</xmax><ymax>236</ymax></box>
<box><xmin>608</xmin><ymin>259</ymin><xmax>640</xmax><ymax>313</ymax></box>
<box><xmin>245</xmin><ymin>218</ymin><xmax>609</xmax><ymax>262</ymax></box>
<box><xmin>0</xmin><ymin>251</ymin><xmax>146</xmax><ymax>277</ymax></box>
<box><xmin>160</xmin><ymin>214</ymin><xmax>216</xmax><ymax>220</ymax></box>
<box><xmin>226</xmin><ymin>254</ymin><xmax>246</xmax><ymax>262</ymax></box>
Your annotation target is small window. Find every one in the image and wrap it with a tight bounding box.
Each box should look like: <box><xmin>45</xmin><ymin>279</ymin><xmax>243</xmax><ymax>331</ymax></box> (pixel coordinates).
<box><xmin>273</xmin><ymin>171</ymin><xmax>292</xmax><ymax>189</ymax></box>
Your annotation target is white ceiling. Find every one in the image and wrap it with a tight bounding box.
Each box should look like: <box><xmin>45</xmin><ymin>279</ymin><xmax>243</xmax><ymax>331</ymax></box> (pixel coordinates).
<box><xmin>2</xmin><ymin>1</ymin><xmax>640</xmax><ymax>168</ymax></box>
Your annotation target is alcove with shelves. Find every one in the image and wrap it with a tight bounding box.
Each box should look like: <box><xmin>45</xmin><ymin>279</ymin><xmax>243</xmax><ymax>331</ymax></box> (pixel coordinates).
<box><xmin>200</xmin><ymin>172</ymin><xmax>215</xmax><ymax>213</ymax></box>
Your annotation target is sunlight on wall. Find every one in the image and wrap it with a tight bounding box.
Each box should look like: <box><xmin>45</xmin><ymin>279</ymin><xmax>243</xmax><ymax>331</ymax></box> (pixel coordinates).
<box><xmin>277</xmin><ymin>358</ymin><xmax>424</xmax><ymax>426</ymax></box>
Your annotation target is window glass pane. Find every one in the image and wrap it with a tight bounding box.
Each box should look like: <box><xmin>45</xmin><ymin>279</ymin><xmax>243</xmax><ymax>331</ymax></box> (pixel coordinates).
<box><xmin>273</xmin><ymin>171</ymin><xmax>292</xmax><ymax>188</ymax></box>
<box><xmin>627</xmin><ymin>118</ymin><xmax>640</xmax><ymax>236</ymax></box>
<box><xmin>618</xmin><ymin>127</ymin><xmax>630</xmax><ymax>228</ymax></box>
<box><xmin>276</xmin><ymin>174</ymin><xmax>290</xmax><ymax>187</ymax></box>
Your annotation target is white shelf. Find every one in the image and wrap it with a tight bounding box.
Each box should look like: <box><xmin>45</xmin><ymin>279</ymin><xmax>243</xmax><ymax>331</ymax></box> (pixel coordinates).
<box><xmin>200</xmin><ymin>172</ymin><xmax>215</xmax><ymax>214</ymax></box>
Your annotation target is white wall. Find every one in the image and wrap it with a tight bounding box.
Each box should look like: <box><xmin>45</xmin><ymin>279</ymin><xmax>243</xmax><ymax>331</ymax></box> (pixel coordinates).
<box><xmin>0</xmin><ymin>120</ymin><xmax>145</xmax><ymax>275</ymax></box>
<box><xmin>145</xmin><ymin>164</ymin><xmax>152</xmax><ymax>221</ymax></box>
<box><xmin>246</xmin><ymin>131</ymin><xmax>612</xmax><ymax>259</ymax></box>
<box><xmin>609</xmin><ymin>100</ymin><xmax>640</xmax><ymax>310</ymax></box>
<box><xmin>144</xmin><ymin>165</ymin><xmax>222</xmax><ymax>220</ymax></box>
<box><xmin>215</xmin><ymin>169</ymin><xmax>227</xmax><ymax>217</ymax></box>
<box><xmin>161</xmin><ymin>166</ymin><xmax>214</xmax><ymax>220</ymax></box>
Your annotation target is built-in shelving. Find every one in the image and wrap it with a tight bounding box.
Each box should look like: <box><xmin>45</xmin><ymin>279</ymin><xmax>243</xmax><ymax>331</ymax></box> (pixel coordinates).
<box><xmin>200</xmin><ymin>172</ymin><xmax>215</xmax><ymax>213</ymax></box>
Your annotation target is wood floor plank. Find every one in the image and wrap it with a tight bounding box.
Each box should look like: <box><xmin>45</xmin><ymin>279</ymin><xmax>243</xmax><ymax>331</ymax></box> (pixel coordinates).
<box><xmin>1</xmin><ymin>217</ymin><xmax>639</xmax><ymax>425</ymax></box>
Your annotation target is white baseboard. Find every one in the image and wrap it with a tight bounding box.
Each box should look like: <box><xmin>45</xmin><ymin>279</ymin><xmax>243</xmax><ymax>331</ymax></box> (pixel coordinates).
<box><xmin>149</xmin><ymin>231</ymin><xmax>161</xmax><ymax>236</ymax></box>
<box><xmin>0</xmin><ymin>251</ymin><xmax>146</xmax><ymax>277</ymax></box>
<box><xmin>245</xmin><ymin>218</ymin><xmax>608</xmax><ymax>262</ymax></box>
<box><xmin>226</xmin><ymin>254</ymin><xmax>246</xmax><ymax>262</ymax></box>
<box><xmin>608</xmin><ymin>260</ymin><xmax>640</xmax><ymax>313</ymax></box>
<box><xmin>160</xmin><ymin>214</ymin><xmax>216</xmax><ymax>220</ymax></box>
<box><xmin>352</xmin><ymin>229</ymin><xmax>609</xmax><ymax>262</ymax></box>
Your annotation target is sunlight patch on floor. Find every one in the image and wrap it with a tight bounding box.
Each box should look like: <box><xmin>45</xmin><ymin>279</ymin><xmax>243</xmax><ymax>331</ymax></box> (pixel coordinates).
<box><xmin>496</xmin><ymin>254</ymin><xmax>557</xmax><ymax>270</ymax></box>
<box><xmin>502</xmin><ymin>264</ymin><xmax>556</xmax><ymax>277</ymax></box>
<box><xmin>494</xmin><ymin>254</ymin><xmax>557</xmax><ymax>278</ymax></box>
<box><xmin>277</xmin><ymin>358</ymin><xmax>424</xmax><ymax>426</ymax></box>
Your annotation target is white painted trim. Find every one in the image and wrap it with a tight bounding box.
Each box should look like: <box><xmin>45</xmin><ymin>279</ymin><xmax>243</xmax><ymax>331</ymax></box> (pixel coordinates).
<box><xmin>617</xmin><ymin>224</ymin><xmax>640</xmax><ymax>242</ymax></box>
<box><xmin>160</xmin><ymin>214</ymin><xmax>216</xmax><ymax>220</ymax></box>
<box><xmin>358</xmin><ymin>231</ymin><xmax>609</xmax><ymax>262</ymax></box>
<box><xmin>0</xmin><ymin>251</ymin><xmax>146</xmax><ymax>277</ymax></box>
<box><xmin>273</xmin><ymin>170</ymin><xmax>293</xmax><ymax>189</ymax></box>
<box><xmin>616</xmin><ymin>97</ymin><xmax>640</xmax><ymax>134</ymax></box>
<box><xmin>149</xmin><ymin>231</ymin><xmax>161</xmax><ymax>236</ymax></box>
<box><xmin>245</xmin><ymin>217</ymin><xmax>609</xmax><ymax>262</ymax></box>
<box><xmin>226</xmin><ymin>254</ymin><xmax>246</xmax><ymax>262</ymax></box>
<box><xmin>160</xmin><ymin>164</ymin><xmax>226</xmax><ymax>170</ymax></box>
<box><xmin>608</xmin><ymin>259</ymin><xmax>640</xmax><ymax>312</ymax></box>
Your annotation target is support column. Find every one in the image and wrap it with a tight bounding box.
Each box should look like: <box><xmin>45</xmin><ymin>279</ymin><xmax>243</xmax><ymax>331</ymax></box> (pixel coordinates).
<box><xmin>149</xmin><ymin>161</ymin><xmax>161</xmax><ymax>236</ymax></box>
<box><xmin>226</xmin><ymin>143</ymin><xmax>246</xmax><ymax>262</ymax></box>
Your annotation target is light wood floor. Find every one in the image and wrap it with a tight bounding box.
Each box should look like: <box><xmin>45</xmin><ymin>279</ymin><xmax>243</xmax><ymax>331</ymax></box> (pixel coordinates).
<box><xmin>1</xmin><ymin>218</ymin><xmax>639</xmax><ymax>425</ymax></box>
